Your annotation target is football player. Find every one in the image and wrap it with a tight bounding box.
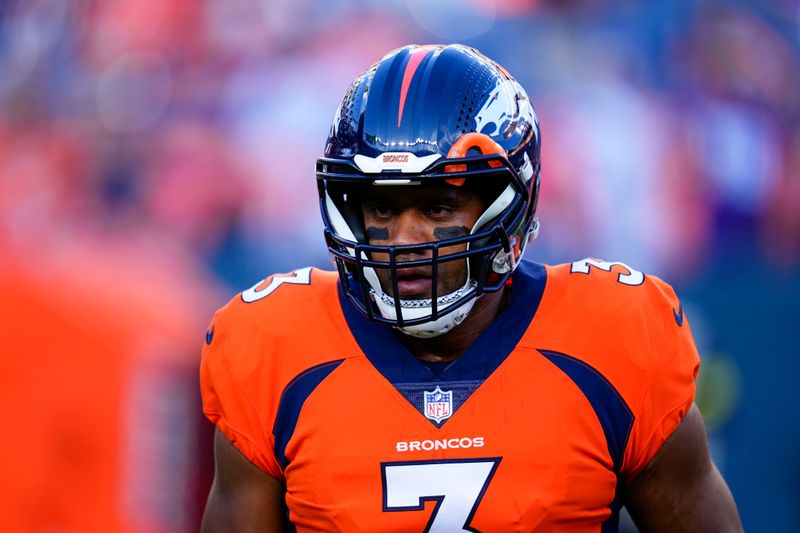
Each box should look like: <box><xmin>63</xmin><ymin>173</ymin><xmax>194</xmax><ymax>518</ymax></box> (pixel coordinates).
<box><xmin>200</xmin><ymin>44</ymin><xmax>742</xmax><ymax>532</ymax></box>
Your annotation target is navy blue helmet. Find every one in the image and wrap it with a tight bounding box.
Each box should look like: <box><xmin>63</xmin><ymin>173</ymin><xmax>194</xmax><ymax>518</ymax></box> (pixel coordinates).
<box><xmin>317</xmin><ymin>44</ymin><xmax>541</xmax><ymax>337</ymax></box>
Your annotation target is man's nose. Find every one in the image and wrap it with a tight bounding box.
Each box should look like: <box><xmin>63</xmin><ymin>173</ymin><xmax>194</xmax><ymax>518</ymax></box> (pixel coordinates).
<box><xmin>386</xmin><ymin>210</ymin><xmax>432</xmax><ymax>249</ymax></box>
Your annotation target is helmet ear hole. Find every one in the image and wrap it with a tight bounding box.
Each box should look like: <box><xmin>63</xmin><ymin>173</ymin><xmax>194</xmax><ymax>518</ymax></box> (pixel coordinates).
<box><xmin>466</xmin><ymin>147</ymin><xmax>483</xmax><ymax>157</ymax></box>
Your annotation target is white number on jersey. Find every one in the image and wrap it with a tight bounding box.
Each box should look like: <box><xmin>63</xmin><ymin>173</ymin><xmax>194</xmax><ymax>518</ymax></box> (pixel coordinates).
<box><xmin>570</xmin><ymin>258</ymin><xmax>645</xmax><ymax>286</ymax></box>
<box><xmin>241</xmin><ymin>267</ymin><xmax>312</xmax><ymax>303</ymax></box>
<box><xmin>382</xmin><ymin>458</ymin><xmax>501</xmax><ymax>532</ymax></box>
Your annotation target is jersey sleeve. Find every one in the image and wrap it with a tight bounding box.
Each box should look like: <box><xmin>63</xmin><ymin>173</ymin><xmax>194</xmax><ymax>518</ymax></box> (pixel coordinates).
<box><xmin>621</xmin><ymin>278</ymin><xmax>701</xmax><ymax>479</ymax></box>
<box><xmin>200</xmin><ymin>309</ymin><xmax>283</xmax><ymax>479</ymax></box>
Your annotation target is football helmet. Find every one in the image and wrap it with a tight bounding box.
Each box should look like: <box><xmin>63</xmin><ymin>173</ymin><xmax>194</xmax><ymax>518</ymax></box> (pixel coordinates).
<box><xmin>317</xmin><ymin>44</ymin><xmax>541</xmax><ymax>338</ymax></box>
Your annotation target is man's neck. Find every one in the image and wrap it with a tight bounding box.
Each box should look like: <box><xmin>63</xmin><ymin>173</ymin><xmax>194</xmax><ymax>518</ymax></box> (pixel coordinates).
<box><xmin>395</xmin><ymin>286</ymin><xmax>510</xmax><ymax>362</ymax></box>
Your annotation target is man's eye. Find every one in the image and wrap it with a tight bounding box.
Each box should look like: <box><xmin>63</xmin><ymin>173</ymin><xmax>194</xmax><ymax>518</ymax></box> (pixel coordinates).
<box><xmin>370</xmin><ymin>205</ymin><xmax>393</xmax><ymax>217</ymax></box>
<box><xmin>425</xmin><ymin>205</ymin><xmax>451</xmax><ymax>217</ymax></box>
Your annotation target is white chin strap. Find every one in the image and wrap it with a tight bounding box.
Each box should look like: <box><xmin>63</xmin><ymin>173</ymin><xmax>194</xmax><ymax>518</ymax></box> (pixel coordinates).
<box><xmin>367</xmin><ymin>268</ymin><xmax>478</xmax><ymax>338</ymax></box>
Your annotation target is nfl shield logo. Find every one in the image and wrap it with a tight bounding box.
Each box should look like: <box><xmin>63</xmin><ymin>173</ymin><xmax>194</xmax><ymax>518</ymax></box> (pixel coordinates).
<box><xmin>424</xmin><ymin>386</ymin><xmax>453</xmax><ymax>423</ymax></box>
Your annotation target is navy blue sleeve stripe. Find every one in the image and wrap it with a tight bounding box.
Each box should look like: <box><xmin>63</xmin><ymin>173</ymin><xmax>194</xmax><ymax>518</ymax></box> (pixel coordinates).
<box><xmin>538</xmin><ymin>349</ymin><xmax>634</xmax><ymax>472</ymax></box>
<box><xmin>273</xmin><ymin>359</ymin><xmax>345</xmax><ymax>470</ymax></box>
<box><xmin>600</xmin><ymin>484</ymin><xmax>624</xmax><ymax>533</ymax></box>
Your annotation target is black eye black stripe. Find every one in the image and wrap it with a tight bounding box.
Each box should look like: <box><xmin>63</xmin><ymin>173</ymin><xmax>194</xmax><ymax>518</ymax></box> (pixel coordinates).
<box><xmin>367</xmin><ymin>227</ymin><xmax>390</xmax><ymax>240</ymax></box>
<box><xmin>433</xmin><ymin>226</ymin><xmax>470</xmax><ymax>240</ymax></box>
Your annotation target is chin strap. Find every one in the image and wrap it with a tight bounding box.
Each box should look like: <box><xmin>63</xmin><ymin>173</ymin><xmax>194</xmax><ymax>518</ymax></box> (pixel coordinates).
<box><xmin>370</xmin><ymin>281</ymin><xmax>480</xmax><ymax>338</ymax></box>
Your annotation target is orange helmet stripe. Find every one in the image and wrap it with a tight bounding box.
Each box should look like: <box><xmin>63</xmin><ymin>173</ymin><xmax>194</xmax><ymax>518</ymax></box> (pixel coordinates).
<box><xmin>397</xmin><ymin>46</ymin><xmax>436</xmax><ymax>128</ymax></box>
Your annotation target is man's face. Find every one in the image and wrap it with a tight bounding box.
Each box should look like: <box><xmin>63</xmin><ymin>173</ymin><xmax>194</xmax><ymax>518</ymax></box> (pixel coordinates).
<box><xmin>360</xmin><ymin>184</ymin><xmax>486</xmax><ymax>300</ymax></box>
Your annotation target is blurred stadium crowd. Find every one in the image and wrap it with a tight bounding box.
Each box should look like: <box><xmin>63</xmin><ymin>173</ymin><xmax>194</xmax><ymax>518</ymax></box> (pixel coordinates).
<box><xmin>0</xmin><ymin>0</ymin><xmax>797</xmax><ymax>531</ymax></box>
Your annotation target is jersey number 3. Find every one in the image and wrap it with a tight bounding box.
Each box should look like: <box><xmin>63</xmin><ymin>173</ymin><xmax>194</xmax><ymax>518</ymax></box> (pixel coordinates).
<box><xmin>241</xmin><ymin>267</ymin><xmax>312</xmax><ymax>303</ymax></box>
<box><xmin>570</xmin><ymin>258</ymin><xmax>644</xmax><ymax>286</ymax></box>
<box><xmin>381</xmin><ymin>458</ymin><xmax>501</xmax><ymax>532</ymax></box>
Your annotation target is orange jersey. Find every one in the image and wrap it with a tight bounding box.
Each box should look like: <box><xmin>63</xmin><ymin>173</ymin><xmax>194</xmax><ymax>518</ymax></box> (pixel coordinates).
<box><xmin>201</xmin><ymin>260</ymin><xmax>699</xmax><ymax>532</ymax></box>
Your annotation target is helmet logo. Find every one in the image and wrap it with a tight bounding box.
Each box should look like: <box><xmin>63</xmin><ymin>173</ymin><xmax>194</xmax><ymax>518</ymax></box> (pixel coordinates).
<box><xmin>383</xmin><ymin>154</ymin><xmax>409</xmax><ymax>164</ymax></box>
<box><xmin>353</xmin><ymin>152</ymin><xmax>440</xmax><ymax>174</ymax></box>
<box><xmin>474</xmin><ymin>78</ymin><xmax>535</xmax><ymax>140</ymax></box>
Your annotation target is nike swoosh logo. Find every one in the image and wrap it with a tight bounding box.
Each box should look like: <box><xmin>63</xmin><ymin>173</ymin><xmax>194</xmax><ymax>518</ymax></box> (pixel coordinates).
<box><xmin>673</xmin><ymin>304</ymin><xmax>684</xmax><ymax>327</ymax></box>
<box><xmin>206</xmin><ymin>325</ymin><xmax>215</xmax><ymax>345</ymax></box>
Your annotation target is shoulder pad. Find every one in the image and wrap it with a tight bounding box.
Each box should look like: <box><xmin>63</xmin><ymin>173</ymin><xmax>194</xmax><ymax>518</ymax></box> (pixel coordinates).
<box><xmin>546</xmin><ymin>259</ymin><xmax>680</xmax><ymax>323</ymax></box>
<box><xmin>215</xmin><ymin>268</ymin><xmax>340</xmax><ymax>336</ymax></box>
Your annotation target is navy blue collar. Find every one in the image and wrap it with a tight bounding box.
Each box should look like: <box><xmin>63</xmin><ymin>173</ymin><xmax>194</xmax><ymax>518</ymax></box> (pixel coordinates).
<box><xmin>339</xmin><ymin>261</ymin><xmax>547</xmax><ymax>385</ymax></box>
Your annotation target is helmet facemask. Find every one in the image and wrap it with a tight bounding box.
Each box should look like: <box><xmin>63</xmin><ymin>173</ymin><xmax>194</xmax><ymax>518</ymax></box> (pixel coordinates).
<box><xmin>319</xmin><ymin>153</ymin><xmax>536</xmax><ymax>338</ymax></box>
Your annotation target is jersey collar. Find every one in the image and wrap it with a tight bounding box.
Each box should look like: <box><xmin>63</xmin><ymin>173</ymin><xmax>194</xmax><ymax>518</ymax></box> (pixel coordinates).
<box><xmin>338</xmin><ymin>261</ymin><xmax>547</xmax><ymax>425</ymax></box>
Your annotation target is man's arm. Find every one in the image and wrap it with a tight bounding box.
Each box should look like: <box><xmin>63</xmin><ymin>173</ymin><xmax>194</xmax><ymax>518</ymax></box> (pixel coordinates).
<box><xmin>202</xmin><ymin>429</ymin><xmax>289</xmax><ymax>533</ymax></box>
<box><xmin>622</xmin><ymin>404</ymin><xmax>742</xmax><ymax>532</ymax></box>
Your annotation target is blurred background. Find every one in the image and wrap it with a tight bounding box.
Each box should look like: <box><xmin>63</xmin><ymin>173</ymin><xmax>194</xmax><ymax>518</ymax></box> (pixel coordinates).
<box><xmin>0</xmin><ymin>0</ymin><xmax>797</xmax><ymax>531</ymax></box>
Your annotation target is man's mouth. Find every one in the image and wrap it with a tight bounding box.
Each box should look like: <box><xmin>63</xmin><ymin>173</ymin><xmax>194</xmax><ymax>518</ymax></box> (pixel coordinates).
<box><xmin>394</xmin><ymin>267</ymin><xmax>433</xmax><ymax>298</ymax></box>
